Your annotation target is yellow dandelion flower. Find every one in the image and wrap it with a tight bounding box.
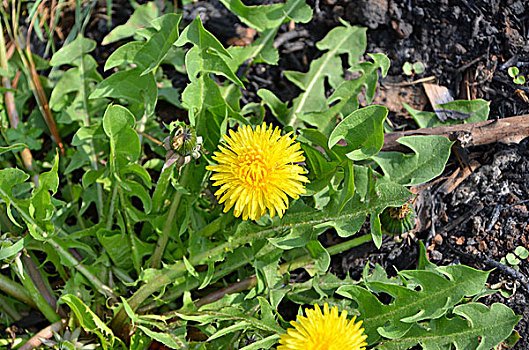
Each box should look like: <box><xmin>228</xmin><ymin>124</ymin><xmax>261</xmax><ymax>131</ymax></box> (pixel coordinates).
<box><xmin>278</xmin><ymin>303</ymin><xmax>368</xmax><ymax>350</ymax></box>
<box><xmin>206</xmin><ymin>123</ymin><xmax>309</xmax><ymax>221</ymax></box>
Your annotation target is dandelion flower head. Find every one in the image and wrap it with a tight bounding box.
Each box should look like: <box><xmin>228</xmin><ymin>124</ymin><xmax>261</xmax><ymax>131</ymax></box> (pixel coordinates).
<box><xmin>206</xmin><ymin>123</ymin><xmax>308</xmax><ymax>221</ymax></box>
<box><xmin>278</xmin><ymin>303</ymin><xmax>368</xmax><ymax>350</ymax></box>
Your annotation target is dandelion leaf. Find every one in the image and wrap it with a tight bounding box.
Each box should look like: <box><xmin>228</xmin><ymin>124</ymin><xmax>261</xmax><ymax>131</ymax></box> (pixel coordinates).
<box><xmin>378</xmin><ymin>303</ymin><xmax>521</xmax><ymax>350</ymax></box>
<box><xmin>337</xmin><ymin>265</ymin><xmax>490</xmax><ymax>345</ymax></box>
<box><xmin>285</xmin><ymin>21</ymin><xmax>367</xmax><ymax>124</ymax></box>
<box><xmin>328</xmin><ymin>105</ymin><xmax>387</xmax><ymax>161</ymax></box>
<box><xmin>102</xmin><ymin>2</ymin><xmax>159</xmax><ymax>45</ymax></box>
<box><xmin>371</xmin><ymin>135</ymin><xmax>454</xmax><ymax>186</ymax></box>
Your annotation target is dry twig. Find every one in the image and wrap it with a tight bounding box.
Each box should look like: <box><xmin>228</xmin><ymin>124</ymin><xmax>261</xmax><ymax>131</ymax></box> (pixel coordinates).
<box><xmin>383</xmin><ymin>115</ymin><xmax>529</xmax><ymax>152</ymax></box>
<box><xmin>19</xmin><ymin>319</ymin><xmax>67</xmax><ymax>350</ymax></box>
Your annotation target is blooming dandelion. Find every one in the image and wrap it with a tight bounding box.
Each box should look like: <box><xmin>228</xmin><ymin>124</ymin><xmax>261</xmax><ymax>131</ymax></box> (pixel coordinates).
<box><xmin>278</xmin><ymin>303</ymin><xmax>368</xmax><ymax>350</ymax></box>
<box><xmin>206</xmin><ymin>123</ymin><xmax>309</xmax><ymax>221</ymax></box>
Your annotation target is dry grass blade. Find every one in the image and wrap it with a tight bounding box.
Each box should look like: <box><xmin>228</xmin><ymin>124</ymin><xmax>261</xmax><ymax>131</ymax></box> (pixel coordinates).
<box><xmin>1</xmin><ymin>24</ymin><xmax>37</xmax><ymax>178</ymax></box>
<box><xmin>24</xmin><ymin>0</ymin><xmax>64</xmax><ymax>154</ymax></box>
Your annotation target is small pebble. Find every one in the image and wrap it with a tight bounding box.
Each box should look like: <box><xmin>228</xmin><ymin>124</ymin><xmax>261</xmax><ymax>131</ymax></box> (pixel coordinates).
<box><xmin>430</xmin><ymin>250</ymin><xmax>443</xmax><ymax>261</ymax></box>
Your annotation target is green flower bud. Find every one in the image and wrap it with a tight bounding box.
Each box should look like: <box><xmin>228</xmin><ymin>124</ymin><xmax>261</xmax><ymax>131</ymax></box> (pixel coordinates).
<box><xmin>380</xmin><ymin>202</ymin><xmax>416</xmax><ymax>235</ymax></box>
<box><xmin>170</xmin><ymin>122</ymin><xmax>197</xmax><ymax>156</ymax></box>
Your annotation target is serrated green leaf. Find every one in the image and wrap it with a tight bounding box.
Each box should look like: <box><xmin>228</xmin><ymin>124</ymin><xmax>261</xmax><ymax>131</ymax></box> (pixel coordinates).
<box><xmin>31</xmin><ymin>151</ymin><xmax>59</xmax><ymax>223</ymax></box>
<box><xmin>0</xmin><ymin>235</ymin><xmax>33</xmax><ymax>260</ymax></box>
<box><xmin>121</xmin><ymin>297</ymin><xmax>141</xmax><ymax>325</ymax></box>
<box><xmin>121</xmin><ymin>164</ymin><xmax>152</xmax><ymax>189</ymax></box>
<box><xmin>372</xmin><ymin>135</ymin><xmax>453</xmax><ymax>186</ymax></box>
<box><xmin>90</xmin><ymin>68</ymin><xmax>157</xmax><ymax>116</ymax></box>
<box><xmin>337</xmin><ymin>265</ymin><xmax>490</xmax><ymax>344</ymax></box>
<box><xmin>258</xmin><ymin>89</ymin><xmax>289</xmax><ymax>124</ymax></box>
<box><xmin>0</xmin><ymin>169</ymin><xmax>32</xmax><ymax>227</ymax></box>
<box><xmin>328</xmin><ymin>105</ymin><xmax>387</xmax><ymax>160</ymax></box>
<box><xmin>370</xmin><ymin>212</ymin><xmax>383</xmax><ymax>248</ymax></box>
<box><xmin>219</xmin><ymin>0</ymin><xmax>285</xmax><ymax>32</ymax></box>
<box><xmin>224</xmin><ymin>0</ymin><xmax>311</xmax><ymax>69</ymax></box>
<box><xmin>183</xmin><ymin>255</ymin><xmax>199</xmax><ymax>278</ymax></box>
<box><xmin>239</xmin><ymin>335</ymin><xmax>281</xmax><ymax>350</ymax></box>
<box><xmin>208</xmin><ymin>321</ymin><xmax>251</xmax><ymax>342</ymax></box>
<box><xmin>175</xmin><ymin>16</ymin><xmax>230</xmax><ymax>58</ymax></box>
<box><xmin>97</xmin><ymin>230</ymin><xmax>133</xmax><ymax>270</ymax></box>
<box><xmin>405</xmin><ymin>99</ymin><xmax>489</xmax><ymax>129</ymax></box>
<box><xmin>136</xmin><ymin>14</ymin><xmax>182</xmax><ymax>75</ymax></box>
<box><xmin>137</xmin><ymin>325</ymin><xmax>186</xmax><ymax>349</ymax></box>
<box><xmin>271</xmin><ymin>182</ymin><xmax>411</xmax><ymax>251</ymax></box>
<box><xmin>268</xmin><ymin>224</ymin><xmax>316</xmax><ymax>249</ymax></box>
<box><xmin>104</xmin><ymin>41</ymin><xmax>145</xmax><ymax>71</ymax></box>
<box><xmin>286</xmin><ymin>21</ymin><xmax>367</xmax><ymax>125</ymax></box>
<box><xmin>185</xmin><ymin>45</ymin><xmax>243</xmax><ymax>87</ymax></box>
<box><xmin>378</xmin><ymin>303</ymin><xmax>521</xmax><ymax>350</ymax></box>
<box><xmin>50</xmin><ymin>35</ymin><xmax>96</xmax><ymax>67</ymax></box>
<box><xmin>220</xmin><ymin>0</ymin><xmax>312</xmax><ymax>33</ymax></box>
<box><xmin>183</xmin><ymin>75</ymin><xmax>231</xmax><ymax>151</ymax></box>
<box><xmin>337</xmin><ymin>160</ymin><xmax>355</xmax><ymax>212</ymax></box>
<box><xmin>175</xmin><ymin>309</ymin><xmax>283</xmax><ymax>334</ymax></box>
<box><xmin>49</xmin><ymin>58</ymin><xmax>102</xmax><ymax>111</ymax></box>
<box><xmin>418</xmin><ymin>240</ymin><xmax>438</xmax><ymax>271</ymax></box>
<box><xmin>102</xmin><ymin>2</ymin><xmax>159</xmax><ymax>45</ymax></box>
<box><xmin>301</xmin><ymin>54</ymin><xmax>390</xmax><ymax>134</ymax></box>
<box><xmin>59</xmin><ymin>295</ymin><xmax>115</xmax><ymax>350</ymax></box>
<box><xmin>301</xmin><ymin>143</ymin><xmax>338</xmax><ymax>195</ymax></box>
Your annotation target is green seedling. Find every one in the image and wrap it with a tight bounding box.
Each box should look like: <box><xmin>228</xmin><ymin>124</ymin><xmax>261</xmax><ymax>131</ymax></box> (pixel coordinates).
<box><xmin>402</xmin><ymin>61</ymin><xmax>425</xmax><ymax>76</ymax></box>
<box><xmin>508</xmin><ymin>66</ymin><xmax>526</xmax><ymax>85</ymax></box>
<box><xmin>500</xmin><ymin>246</ymin><xmax>528</xmax><ymax>270</ymax></box>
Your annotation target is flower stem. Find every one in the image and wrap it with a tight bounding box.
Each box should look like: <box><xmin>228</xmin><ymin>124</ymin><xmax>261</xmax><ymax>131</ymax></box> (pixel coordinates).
<box><xmin>22</xmin><ymin>254</ymin><xmax>66</xmax><ymax>317</ymax></box>
<box><xmin>196</xmin><ymin>214</ymin><xmax>235</xmax><ymax>237</ymax></box>
<box><xmin>0</xmin><ymin>272</ymin><xmax>37</xmax><ymax>309</ymax></box>
<box><xmin>14</xmin><ymin>257</ymin><xmax>60</xmax><ymax>323</ymax></box>
<box><xmin>150</xmin><ymin>164</ymin><xmax>191</xmax><ymax>269</ymax></box>
<box><xmin>279</xmin><ymin>233</ymin><xmax>373</xmax><ymax>274</ymax></box>
<box><xmin>119</xmin><ymin>189</ymin><xmax>141</xmax><ymax>274</ymax></box>
<box><xmin>48</xmin><ymin>238</ymin><xmax>117</xmax><ymax>301</ymax></box>
<box><xmin>105</xmin><ymin>183</ymin><xmax>119</xmax><ymax>230</ymax></box>
<box><xmin>0</xmin><ymin>294</ymin><xmax>21</xmax><ymax>321</ymax></box>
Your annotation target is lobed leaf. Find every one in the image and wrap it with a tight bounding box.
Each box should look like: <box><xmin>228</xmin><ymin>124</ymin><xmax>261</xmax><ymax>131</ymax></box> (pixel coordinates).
<box><xmin>378</xmin><ymin>303</ymin><xmax>521</xmax><ymax>350</ymax></box>
<box><xmin>50</xmin><ymin>36</ymin><xmax>96</xmax><ymax>67</ymax></box>
<box><xmin>371</xmin><ymin>135</ymin><xmax>454</xmax><ymax>186</ymax></box>
<box><xmin>136</xmin><ymin>14</ymin><xmax>182</xmax><ymax>75</ymax></box>
<box><xmin>285</xmin><ymin>21</ymin><xmax>367</xmax><ymax>125</ymax></box>
<box><xmin>405</xmin><ymin>99</ymin><xmax>490</xmax><ymax>129</ymax></box>
<box><xmin>59</xmin><ymin>295</ymin><xmax>116</xmax><ymax>350</ymax></box>
<box><xmin>337</xmin><ymin>265</ymin><xmax>490</xmax><ymax>344</ymax></box>
<box><xmin>102</xmin><ymin>2</ymin><xmax>159</xmax><ymax>45</ymax></box>
<box><xmin>328</xmin><ymin>105</ymin><xmax>387</xmax><ymax>161</ymax></box>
